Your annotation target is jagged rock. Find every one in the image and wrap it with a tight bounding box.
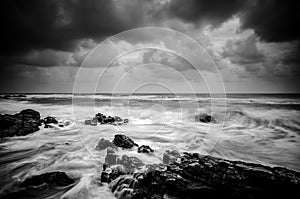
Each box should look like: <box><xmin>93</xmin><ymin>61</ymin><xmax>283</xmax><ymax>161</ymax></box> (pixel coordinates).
<box><xmin>107</xmin><ymin>152</ymin><xmax>300</xmax><ymax>199</ymax></box>
<box><xmin>95</xmin><ymin>138</ymin><xmax>116</xmax><ymax>151</ymax></box>
<box><xmin>138</xmin><ymin>145</ymin><xmax>154</xmax><ymax>153</ymax></box>
<box><xmin>112</xmin><ymin>134</ymin><xmax>139</xmax><ymax>149</ymax></box>
<box><xmin>101</xmin><ymin>151</ymin><xmax>145</xmax><ymax>184</ymax></box>
<box><xmin>117</xmin><ymin>155</ymin><xmax>144</xmax><ymax>172</ymax></box>
<box><xmin>195</xmin><ymin>113</ymin><xmax>215</xmax><ymax>123</ymax></box>
<box><xmin>94</xmin><ymin>113</ymin><xmax>128</xmax><ymax>125</ymax></box>
<box><xmin>162</xmin><ymin>150</ymin><xmax>181</xmax><ymax>164</ymax></box>
<box><xmin>101</xmin><ymin>164</ymin><xmax>127</xmax><ymax>184</ymax></box>
<box><xmin>20</xmin><ymin>171</ymin><xmax>75</xmax><ymax>187</ymax></box>
<box><xmin>0</xmin><ymin>109</ymin><xmax>41</xmax><ymax>138</ymax></box>
<box><xmin>104</xmin><ymin>148</ymin><xmax>144</xmax><ymax>172</ymax></box>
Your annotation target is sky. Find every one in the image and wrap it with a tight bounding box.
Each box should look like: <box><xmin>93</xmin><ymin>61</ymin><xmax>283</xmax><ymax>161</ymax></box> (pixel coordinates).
<box><xmin>0</xmin><ymin>0</ymin><xmax>299</xmax><ymax>93</ymax></box>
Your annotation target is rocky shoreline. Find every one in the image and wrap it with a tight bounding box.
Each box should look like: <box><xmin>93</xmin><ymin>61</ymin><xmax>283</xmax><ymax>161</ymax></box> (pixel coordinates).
<box><xmin>1</xmin><ymin>109</ymin><xmax>300</xmax><ymax>199</ymax></box>
<box><xmin>98</xmin><ymin>134</ymin><xmax>300</xmax><ymax>199</ymax></box>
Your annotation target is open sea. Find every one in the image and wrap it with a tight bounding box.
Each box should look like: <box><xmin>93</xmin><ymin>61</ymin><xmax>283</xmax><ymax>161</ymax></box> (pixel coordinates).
<box><xmin>0</xmin><ymin>93</ymin><xmax>299</xmax><ymax>198</ymax></box>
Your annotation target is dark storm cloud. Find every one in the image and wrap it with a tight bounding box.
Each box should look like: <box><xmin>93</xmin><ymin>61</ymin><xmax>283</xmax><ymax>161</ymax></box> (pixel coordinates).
<box><xmin>166</xmin><ymin>0</ymin><xmax>300</xmax><ymax>43</ymax></box>
<box><xmin>1</xmin><ymin>0</ymin><xmax>299</xmax><ymax>67</ymax></box>
<box><xmin>0</xmin><ymin>0</ymin><xmax>147</xmax><ymax>55</ymax></box>
<box><xmin>240</xmin><ymin>0</ymin><xmax>300</xmax><ymax>42</ymax></box>
<box><xmin>167</xmin><ymin>0</ymin><xmax>245</xmax><ymax>27</ymax></box>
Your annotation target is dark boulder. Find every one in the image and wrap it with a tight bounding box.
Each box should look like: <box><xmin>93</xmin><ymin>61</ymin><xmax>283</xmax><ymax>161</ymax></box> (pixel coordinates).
<box><xmin>43</xmin><ymin>116</ymin><xmax>58</xmax><ymax>124</ymax></box>
<box><xmin>20</xmin><ymin>171</ymin><xmax>75</xmax><ymax>187</ymax></box>
<box><xmin>112</xmin><ymin>134</ymin><xmax>139</xmax><ymax>149</ymax></box>
<box><xmin>0</xmin><ymin>109</ymin><xmax>41</xmax><ymax>138</ymax></box>
<box><xmin>138</xmin><ymin>145</ymin><xmax>154</xmax><ymax>153</ymax></box>
<box><xmin>103</xmin><ymin>116</ymin><xmax>115</xmax><ymax>124</ymax></box>
<box><xmin>195</xmin><ymin>113</ymin><xmax>215</xmax><ymax>123</ymax></box>
<box><xmin>43</xmin><ymin>116</ymin><xmax>58</xmax><ymax>128</ymax></box>
<box><xmin>106</xmin><ymin>152</ymin><xmax>300</xmax><ymax>199</ymax></box>
<box><xmin>18</xmin><ymin>109</ymin><xmax>40</xmax><ymax>121</ymax></box>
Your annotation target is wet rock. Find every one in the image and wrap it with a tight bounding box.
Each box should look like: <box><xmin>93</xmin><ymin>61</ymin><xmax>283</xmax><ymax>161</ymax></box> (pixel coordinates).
<box><xmin>43</xmin><ymin>116</ymin><xmax>58</xmax><ymax>124</ymax></box>
<box><xmin>0</xmin><ymin>109</ymin><xmax>41</xmax><ymax>138</ymax></box>
<box><xmin>20</xmin><ymin>171</ymin><xmax>75</xmax><ymax>187</ymax></box>
<box><xmin>43</xmin><ymin>116</ymin><xmax>58</xmax><ymax>125</ymax></box>
<box><xmin>18</xmin><ymin>109</ymin><xmax>41</xmax><ymax>121</ymax></box>
<box><xmin>95</xmin><ymin>113</ymin><xmax>128</xmax><ymax>125</ymax></box>
<box><xmin>108</xmin><ymin>153</ymin><xmax>300</xmax><ymax>199</ymax></box>
<box><xmin>163</xmin><ymin>150</ymin><xmax>181</xmax><ymax>164</ymax></box>
<box><xmin>117</xmin><ymin>155</ymin><xmax>145</xmax><ymax>172</ymax></box>
<box><xmin>101</xmin><ymin>164</ymin><xmax>127</xmax><ymax>184</ymax></box>
<box><xmin>195</xmin><ymin>113</ymin><xmax>215</xmax><ymax>123</ymax></box>
<box><xmin>112</xmin><ymin>134</ymin><xmax>139</xmax><ymax>149</ymax></box>
<box><xmin>138</xmin><ymin>145</ymin><xmax>154</xmax><ymax>153</ymax></box>
<box><xmin>101</xmin><ymin>150</ymin><xmax>145</xmax><ymax>184</ymax></box>
<box><xmin>95</xmin><ymin>138</ymin><xmax>116</xmax><ymax>151</ymax></box>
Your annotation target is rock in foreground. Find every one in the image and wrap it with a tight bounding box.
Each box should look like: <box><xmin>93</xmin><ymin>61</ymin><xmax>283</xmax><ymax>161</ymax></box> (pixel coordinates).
<box><xmin>104</xmin><ymin>152</ymin><xmax>300</xmax><ymax>199</ymax></box>
<box><xmin>0</xmin><ymin>109</ymin><xmax>42</xmax><ymax>138</ymax></box>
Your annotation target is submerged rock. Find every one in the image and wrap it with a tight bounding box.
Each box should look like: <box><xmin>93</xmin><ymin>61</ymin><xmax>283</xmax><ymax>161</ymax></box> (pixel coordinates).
<box><xmin>20</xmin><ymin>171</ymin><xmax>75</xmax><ymax>187</ymax></box>
<box><xmin>95</xmin><ymin>138</ymin><xmax>116</xmax><ymax>151</ymax></box>
<box><xmin>195</xmin><ymin>113</ymin><xmax>215</xmax><ymax>123</ymax></box>
<box><xmin>138</xmin><ymin>145</ymin><xmax>154</xmax><ymax>153</ymax></box>
<box><xmin>112</xmin><ymin>134</ymin><xmax>139</xmax><ymax>149</ymax></box>
<box><xmin>105</xmin><ymin>151</ymin><xmax>300</xmax><ymax>199</ymax></box>
<box><xmin>0</xmin><ymin>109</ymin><xmax>42</xmax><ymax>138</ymax></box>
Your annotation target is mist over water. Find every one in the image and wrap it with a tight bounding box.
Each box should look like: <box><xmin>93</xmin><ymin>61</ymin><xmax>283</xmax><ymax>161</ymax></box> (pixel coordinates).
<box><xmin>0</xmin><ymin>93</ymin><xmax>300</xmax><ymax>198</ymax></box>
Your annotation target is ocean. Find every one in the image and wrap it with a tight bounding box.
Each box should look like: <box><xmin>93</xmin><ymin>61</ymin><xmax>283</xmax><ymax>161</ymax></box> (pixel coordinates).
<box><xmin>0</xmin><ymin>93</ymin><xmax>300</xmax><ymax>198</ymax></box>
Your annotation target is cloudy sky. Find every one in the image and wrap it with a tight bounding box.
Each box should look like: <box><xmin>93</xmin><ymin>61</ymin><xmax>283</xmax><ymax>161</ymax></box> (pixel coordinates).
<box><xmin>1</xmin><ymin>0</ymin><xmax>299</xmax><ymax>93</ymax></box>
